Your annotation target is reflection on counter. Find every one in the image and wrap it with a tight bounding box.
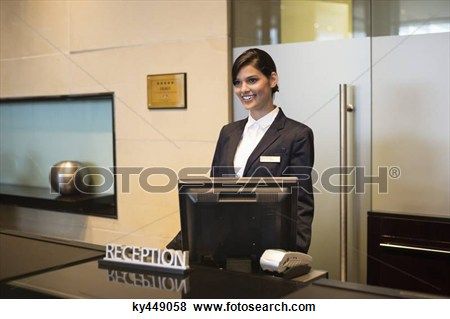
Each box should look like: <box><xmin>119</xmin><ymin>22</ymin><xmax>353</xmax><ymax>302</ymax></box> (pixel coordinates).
<box><xmin>106</xmin><ymin>269</ymin><xmax>189</xmax><ymax>294</ymax></box>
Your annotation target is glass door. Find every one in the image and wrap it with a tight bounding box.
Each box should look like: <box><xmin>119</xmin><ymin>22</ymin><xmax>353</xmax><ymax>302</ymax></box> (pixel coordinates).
<box><xmin>232</xmin><ymin>0</ymin><xmax>371</xmax><ymax>281</ymax></box>
<box><xmin>370</xmin><ymin>0</ymin><xmax>449</xmax><ymax>292</ymax></box>
<box><xmin>371</xmin><ymin>0</ymin><xmax>449</xmax><ymax>219</ymax></box>
<box><xmin>232</xmin><ymin>0</ymin><xmax>449</xmax><ymax>286</ymax></box>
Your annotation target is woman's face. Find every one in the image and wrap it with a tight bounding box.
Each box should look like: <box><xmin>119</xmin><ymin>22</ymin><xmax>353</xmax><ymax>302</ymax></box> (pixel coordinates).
<box><xmin>233</xmin><ymin>64</ymin><xmax>278</xmax><ymax>114</ymax></box>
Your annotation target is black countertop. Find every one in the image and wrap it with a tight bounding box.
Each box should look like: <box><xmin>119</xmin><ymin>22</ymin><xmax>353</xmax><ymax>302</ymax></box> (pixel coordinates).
<box><xmin>8</xmin><ymin>259</ymin><xmax>402</xmax><ymax>299</ymax></box>
<box><xmin>10</xmin><ymin>258</ymin><xmax>434</xmax><ymax>298</ymax></box>
<box><xmin>1</xmin><ymin>230</ymin><xmax>441</xmax><ymax>299</ymax></box>
<box><xmin>0</xmin><ymin>230</ymin><xmax>104</xmax><ymax>283</ymax></box>
<box><xmin>9</xmin><ymin>260</ymin><xmax>307</xmax><ymax>298</ymax></box>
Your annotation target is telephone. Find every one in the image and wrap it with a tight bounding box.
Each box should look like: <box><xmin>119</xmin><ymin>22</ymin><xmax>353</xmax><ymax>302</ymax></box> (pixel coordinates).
<box><xmin>260</xmin><ymin>249</ymin><xmax>312</xmax><ymax>277</ymax></box>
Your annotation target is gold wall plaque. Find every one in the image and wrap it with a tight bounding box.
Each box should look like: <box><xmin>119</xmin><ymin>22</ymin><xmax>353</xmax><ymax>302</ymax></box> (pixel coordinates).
<box><xmin>147</xmin><ymin>73</ymin><xmax>186</xmax><ymax>109</ymax></box>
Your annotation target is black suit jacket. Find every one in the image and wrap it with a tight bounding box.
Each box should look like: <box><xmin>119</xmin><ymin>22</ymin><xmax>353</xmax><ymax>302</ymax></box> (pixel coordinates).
<box><xmin>211</xmin><ymin>108</ymin><xmax>314</xmax><ymax>253</ymax></box>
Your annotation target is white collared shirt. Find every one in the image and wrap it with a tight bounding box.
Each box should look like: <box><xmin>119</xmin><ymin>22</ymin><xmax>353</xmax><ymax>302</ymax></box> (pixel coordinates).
<box><xmin>234</xmin><ymin>107</ymin><xmax>279</xmax><ymax>177</ymax></box>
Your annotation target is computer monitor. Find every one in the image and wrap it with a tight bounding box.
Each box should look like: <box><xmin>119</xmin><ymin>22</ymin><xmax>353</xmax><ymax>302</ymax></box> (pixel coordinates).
<box><xmin>178</xmin><ymin>177</ymin><xmax>298</xmax><ymax>266</ymax></box>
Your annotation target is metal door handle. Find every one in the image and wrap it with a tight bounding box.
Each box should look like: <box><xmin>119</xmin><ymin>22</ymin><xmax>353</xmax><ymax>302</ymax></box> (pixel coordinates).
<box><xmin>339</xmin><ymin>84</ymin><xmax>354</xmax><ymax>282</ymax></box>
<box><xmin>380</xmin><ymin>243</ymin><xmax>450</xmax><ymax>255</ymax></box>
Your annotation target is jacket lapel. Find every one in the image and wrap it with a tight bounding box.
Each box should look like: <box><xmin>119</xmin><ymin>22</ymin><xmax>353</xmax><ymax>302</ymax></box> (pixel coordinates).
<box><xmin>225</xmin><ymin>119</ymin><xmax>247</xmax><ymax>168</ymax></box>
<box><xmin>243</xmin><ymin>109</ymin><xmax>287</xmax><ymax>176</ymax></box>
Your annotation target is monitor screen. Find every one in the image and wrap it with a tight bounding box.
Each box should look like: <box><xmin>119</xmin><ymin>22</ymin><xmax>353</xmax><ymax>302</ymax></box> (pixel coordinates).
<box><xmin>178</xmin><ymin>177</ymin><xmax>298</xmax><ymax>266</ymax></box>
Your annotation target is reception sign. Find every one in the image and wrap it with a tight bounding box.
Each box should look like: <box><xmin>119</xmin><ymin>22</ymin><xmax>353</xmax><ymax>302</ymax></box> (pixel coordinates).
<box><xmin>99</xmin><ymin>244</ymin><xmax>190</xmax><ymax>274</ymax></box>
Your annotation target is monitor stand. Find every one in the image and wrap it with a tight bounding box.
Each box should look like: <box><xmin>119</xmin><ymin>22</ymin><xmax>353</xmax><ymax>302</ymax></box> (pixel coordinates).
<box><xmin>226</xmin><ymin>258</ymin><xmax>253</xmax><ymax>273</ymax></box>
<box><xmin>196</xmin><ymin>255</ymin><xmax>310</xmax><ymax>279</ymax></box>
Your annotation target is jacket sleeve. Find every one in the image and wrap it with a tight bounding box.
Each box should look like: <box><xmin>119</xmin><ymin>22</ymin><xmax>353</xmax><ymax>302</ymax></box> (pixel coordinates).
<box><xmin>287</xmin><ymin>126</ymin><xmax>315</xmax><ymax>253</ymax></box>
<box><xmin>210</xmin><ymin>126</ymin><xmax>225</xmax><ymax>177</ymax></box>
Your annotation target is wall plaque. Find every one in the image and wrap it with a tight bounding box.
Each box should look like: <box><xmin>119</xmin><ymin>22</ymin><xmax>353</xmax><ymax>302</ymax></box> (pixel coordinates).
<box><xmin>147</xmin><ymin>73</ymin><xmax>186</xmax><ymax>109</ymax></box>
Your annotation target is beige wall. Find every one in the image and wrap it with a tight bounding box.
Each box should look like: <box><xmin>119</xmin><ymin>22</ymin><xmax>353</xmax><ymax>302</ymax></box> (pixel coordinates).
<box><xmin>372</xmin><ymin>33</ymin><xmax>450</xmax><ymax>216</ymax></box>
<box><xmin>0</xmin><ymin>0</ymin><xmax>230</xmax><ymax>247</ymax></box>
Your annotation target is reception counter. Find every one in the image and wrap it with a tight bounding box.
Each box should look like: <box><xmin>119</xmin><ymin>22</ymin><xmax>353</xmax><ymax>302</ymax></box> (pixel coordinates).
<box><xmin>0</xmin><ymin>230</ymin><xmax>441</xmax><ymax>299</ymax></box>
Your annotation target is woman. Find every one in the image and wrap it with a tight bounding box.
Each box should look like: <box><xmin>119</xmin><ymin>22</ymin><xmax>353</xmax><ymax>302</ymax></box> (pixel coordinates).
<box><xmin>211</xmin><ymin>48</ymin><xmax>314</xmax><ymax>253</ymax></box>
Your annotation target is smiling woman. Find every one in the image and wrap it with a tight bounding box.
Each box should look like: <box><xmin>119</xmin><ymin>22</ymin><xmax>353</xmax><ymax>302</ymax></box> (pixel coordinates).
<box><xmin>231</xmin><ymin>49</ymin><xmax>279</xmax><ymax>120</ymax></box>
<box><xmin>232</xmin><ymin>64</ymin><xmax>277</xmax><ymax>120</ymax></box>
<box><xmin>211</xmin><ymin>48</ymin><xmax>315</xmax><ymax>253</ymax></box>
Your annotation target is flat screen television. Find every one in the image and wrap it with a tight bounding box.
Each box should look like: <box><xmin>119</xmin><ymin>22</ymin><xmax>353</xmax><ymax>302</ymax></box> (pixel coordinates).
<box><xmin>178</xmin><ymin>177</ymin><xmax>298</xmax><ymax>266</ymax></box>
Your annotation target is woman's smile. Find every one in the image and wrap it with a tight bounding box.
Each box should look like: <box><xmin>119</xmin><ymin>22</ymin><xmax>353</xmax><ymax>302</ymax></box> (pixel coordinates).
<box><xmin>241</xmin><ymin>93</ymin><xmax>256</xmax><ymax>102</ymax></box>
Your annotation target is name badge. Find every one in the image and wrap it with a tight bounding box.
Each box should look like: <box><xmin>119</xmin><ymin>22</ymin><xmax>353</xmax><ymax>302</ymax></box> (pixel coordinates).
<box><xmin>260</xmin><ymin>156</ymin><xmax>281</xmax><ymax>163</ymax></box>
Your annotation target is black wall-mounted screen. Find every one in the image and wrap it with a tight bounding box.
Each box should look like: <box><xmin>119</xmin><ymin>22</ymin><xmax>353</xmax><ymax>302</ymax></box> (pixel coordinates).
<box><xmin>0</xmin><ymin>93</ymin><xmax>117</xmax><ymax>218</ymax></box>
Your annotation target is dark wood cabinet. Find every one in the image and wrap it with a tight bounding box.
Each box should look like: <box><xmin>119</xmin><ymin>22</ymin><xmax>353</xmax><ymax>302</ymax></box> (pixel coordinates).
<box><xmin>367</xmin><ymin>212</ymin><xmax>450</xmax><ymax>296</ymax></box>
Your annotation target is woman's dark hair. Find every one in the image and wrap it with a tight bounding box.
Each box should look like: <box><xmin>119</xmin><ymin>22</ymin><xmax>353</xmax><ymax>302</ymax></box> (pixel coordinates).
<box><xmin>232</xmin><ymin>48</ymin><xmax>279</xmax><ymax>95</ymax></box>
